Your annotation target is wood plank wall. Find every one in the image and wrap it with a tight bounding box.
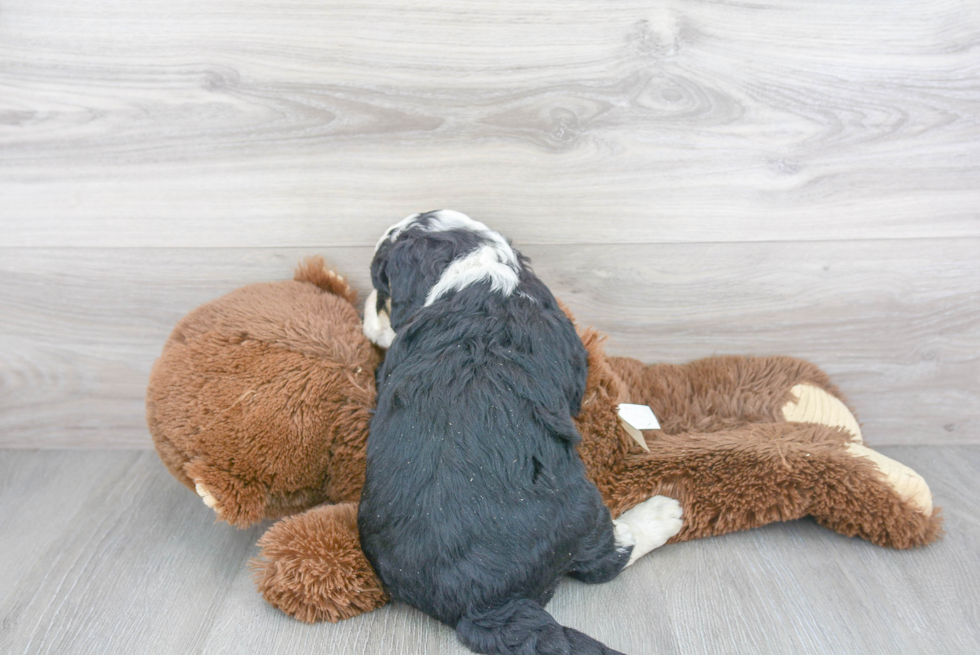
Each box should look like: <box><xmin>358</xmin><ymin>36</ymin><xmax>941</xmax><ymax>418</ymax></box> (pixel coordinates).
<box><xmin>1</xmin><ymin>0</ymin><xmax>978</xmax><ymax>447</ymax></box>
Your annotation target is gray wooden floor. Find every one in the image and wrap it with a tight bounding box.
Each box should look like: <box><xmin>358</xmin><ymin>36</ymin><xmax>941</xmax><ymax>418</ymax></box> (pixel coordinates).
<box><xmin>0</xmin><ymin>447</ymin><xmax>977</xmax><ymax>655</ymax></box>
<box><xmin>2</xmin><ymin>0</ymin><xmax>979</xmax><ymax>653</ymax></box>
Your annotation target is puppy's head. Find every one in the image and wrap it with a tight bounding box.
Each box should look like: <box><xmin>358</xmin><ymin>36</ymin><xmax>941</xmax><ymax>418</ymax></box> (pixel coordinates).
<box><xmin>363</xmin><ymin>210</ymin><xmax>521</xmax><ymax>348</ymax></box>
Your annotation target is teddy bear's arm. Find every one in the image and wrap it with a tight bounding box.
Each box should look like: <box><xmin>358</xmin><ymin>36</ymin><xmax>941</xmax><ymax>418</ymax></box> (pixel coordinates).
<box><xmin>251</xmin><ymin>502</ymin><xmax>390</xmax><ymax>623</ymax></box>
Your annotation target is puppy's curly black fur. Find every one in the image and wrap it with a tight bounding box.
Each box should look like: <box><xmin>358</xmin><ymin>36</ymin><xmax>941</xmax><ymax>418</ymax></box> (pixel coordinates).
<box><xmin>358</xmin><ymin>211</ymin><xmax>631</xmax><ymax>655</ymax></box>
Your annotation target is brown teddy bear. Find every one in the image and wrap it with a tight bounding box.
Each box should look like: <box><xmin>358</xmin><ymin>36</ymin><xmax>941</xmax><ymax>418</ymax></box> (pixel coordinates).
<box><xmin>146</xmin><ymin>257</ymin><xmax>942</xmax><ymax>624</ymax></box>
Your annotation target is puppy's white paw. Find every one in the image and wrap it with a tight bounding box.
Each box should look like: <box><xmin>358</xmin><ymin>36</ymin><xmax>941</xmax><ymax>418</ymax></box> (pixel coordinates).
<box><xmin>362</xmin><ymin>289</ymin><xmax>396</xmax><ymax>349</ymax></box>
<box><xmin>614</xmin><ymin>495</ymin><xmax>683</xmax><ymax>566</ymax></box>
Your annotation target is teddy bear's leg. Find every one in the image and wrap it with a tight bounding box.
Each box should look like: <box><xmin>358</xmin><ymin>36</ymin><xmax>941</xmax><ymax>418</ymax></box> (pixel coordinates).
<box><xmin>825</xmin><ymin>442</ymin><xmax>934</xmax><ymax>515</ymax></box>
<box><xmin>781</xmin><ymin>383</ymin><xmax>862</xmax><ymax>444</ymax></box>
<box><xmin>806</xmin><ymin>438</ymin><xmax>942</xmax><ymax>547</ymax></box>
<box><xmin>609</xmin><ymin>355</ymin><xmax>860</xmax><ymax>439</ymax></box>
<box><xmin>251</xmin><ymin>502</ymin><xmax>389</xmax><ymax>623</ymax></box>
<box><xmin>606</xmin><ymin>423</ymin><xmax>942</xmax><ymax>549</ymax></box>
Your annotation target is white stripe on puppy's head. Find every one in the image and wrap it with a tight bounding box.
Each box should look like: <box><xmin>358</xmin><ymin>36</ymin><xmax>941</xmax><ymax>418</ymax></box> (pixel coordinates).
<box><xmin>422</xmin><ymin>210</ymin><xmax>520</xmax><ymax>306</ymax></box>
<box><xmin>364</xmin><ymin>210</ymin><xmax>521</xmax><ymax>348</ymax></box>
<box><xmin>374</xmin><ymin>212</ymin><xmax>421</xmax><ymax>253</ymax></box>
<box><xmin>423</xmin><ymin>243</ymin><xmax>519</xmax><ymax>306</ymax></box>
<box><xmin>375</xmin><ymin>210</ymin><xmax>517</xmax><ymax>266</ymax></box>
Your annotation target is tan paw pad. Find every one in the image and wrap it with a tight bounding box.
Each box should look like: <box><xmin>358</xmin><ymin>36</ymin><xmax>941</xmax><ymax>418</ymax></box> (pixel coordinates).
<box><xmin>782</xmin><ymin>383</ymin><xmax>863</xmax><ymax>443</ymax></box>
<box><xmin>195</xmin><ymin>482</ymin><xmax>219</xmax><ymax>511</ymax></box>
<box><xmin>845</xmin><ymin>443</ymin><xmax>933</xmax><ymax>515</ymax></box>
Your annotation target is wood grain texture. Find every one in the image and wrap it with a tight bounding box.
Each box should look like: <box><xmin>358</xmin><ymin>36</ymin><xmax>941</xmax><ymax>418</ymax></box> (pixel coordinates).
<box><xmin>2</xmin><ymin>241</ymin><xmax>976</xmax><ymax>447</ymax></box>
<box><xmin>2</xmin><ymin>3</ymin><xmax>976</xmax><ymax>650</ymax></box>
<box><xmin>0</xmin><ymin>447</ymin><xmax>976</xmax><ymax>654</ymax></box>
<box><xmin>2</xmin><ymin>0</ymin><xmax>979</xmax><ymax>246</ymax></box>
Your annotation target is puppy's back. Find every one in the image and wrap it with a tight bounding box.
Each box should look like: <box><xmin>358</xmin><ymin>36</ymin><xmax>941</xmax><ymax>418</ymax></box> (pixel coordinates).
<box><xmin>359</xmin><ymin>275</ymin><xmax>598</xmax><ymax>613</ymax></box>
<box><xmin>360</xmin><ymin>218</ymin><xmax>626</xmax><ymax>654</ymax></box>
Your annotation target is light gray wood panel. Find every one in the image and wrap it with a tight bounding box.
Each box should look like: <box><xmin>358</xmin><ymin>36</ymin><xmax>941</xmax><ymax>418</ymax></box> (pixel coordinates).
<box><xmin>0</xmin><ymin>447</ymin><xmax>976</xmax><ymax>654</ymax></box>
<box><xmin>2</xmin><ymin>0</ymin><xmax>979</xmax><ymax>247</ymax></box>
<box><xmin>1</xmin><ymin>240</ymin><xmax>977</xmax><ymax>447</ymax></box>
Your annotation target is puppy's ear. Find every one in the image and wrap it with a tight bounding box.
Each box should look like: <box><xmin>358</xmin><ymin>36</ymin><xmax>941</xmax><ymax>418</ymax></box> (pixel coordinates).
<box><xmin>381</xmin><ymin>236</ymin><xmax>458</xmax><ymax>332</ymax></box>
<box><xmin>532</xmin><ymin>403</ymin><xmax>582</xmax><ymax>444</ymax></box>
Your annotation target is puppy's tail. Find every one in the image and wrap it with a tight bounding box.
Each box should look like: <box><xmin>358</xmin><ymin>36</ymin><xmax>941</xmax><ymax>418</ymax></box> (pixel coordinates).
<box><xmin>456</xmin><ymin>599</ymin><xmax>625</xmax><ymax>655</ymax></box>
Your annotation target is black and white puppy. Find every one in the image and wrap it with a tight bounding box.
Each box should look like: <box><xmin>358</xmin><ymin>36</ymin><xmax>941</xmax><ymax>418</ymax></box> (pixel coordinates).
<box><xmin>359</xmin><ymin>210</ymin><xmax>682</xmax><ymax>655</ymax></box>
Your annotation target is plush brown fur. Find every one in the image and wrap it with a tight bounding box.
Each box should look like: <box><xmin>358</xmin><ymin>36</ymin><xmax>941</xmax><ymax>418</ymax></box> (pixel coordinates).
<box><xmin>147</xmin><ymin>257</ymin><xmax>943</xmax><ymax>624</ymax></box>
<box><xmin>572</xmin><ymin>330</ymin><xmax>943</xmax><ymax>549</ymax></box>
<box><xmin>251</xmin><ymin>502</ymin><xmax>389</xmax><ymax>623</ymax></box>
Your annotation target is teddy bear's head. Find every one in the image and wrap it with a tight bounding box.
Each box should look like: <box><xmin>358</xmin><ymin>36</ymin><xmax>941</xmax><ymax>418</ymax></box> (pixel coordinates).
<box><xmin>146</xmin><ymin>258</ymin><xmax>381</xmax><ymax>527</ymax></box>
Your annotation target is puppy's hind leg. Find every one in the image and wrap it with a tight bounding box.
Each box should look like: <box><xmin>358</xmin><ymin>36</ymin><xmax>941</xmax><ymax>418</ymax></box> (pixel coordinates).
<box><xmin>613</xmin><ymin>495</ymin><xmax>683</xmax><ymax>566</ymax></box>
<box><xmin>567</xmin><ymin>517</ymin><xmax>633</xmax><ymax>585</ymax></box>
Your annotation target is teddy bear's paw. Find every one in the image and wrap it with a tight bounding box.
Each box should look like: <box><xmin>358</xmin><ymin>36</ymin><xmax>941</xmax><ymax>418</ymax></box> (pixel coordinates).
<box><xmin>845</xmin><ymin>443</ymin><xmax>933</xmax><ymax>515</ymax></box>
<box><xmin>194</xmin><ymin>482</ymin><xmax>221</xmax><ymax>514</ymax></box>
<box><xmin>782</xmin><ymin>383</ymin><xmax>863</xmax><ymax>443</ymax></box>
<box><xmin>184</xmin><ymin>458</ymin><xmax>269</xmax><ymax>527</ymax></box>
<box><xmin>614</xmin><ymin>495</ymin><xmax>683</xmax><ymax>566</ymax></box>
<box><xmin>252</xmin><ymin>503</ymin><xmax>389</xmax><ymax>622</ymax></box>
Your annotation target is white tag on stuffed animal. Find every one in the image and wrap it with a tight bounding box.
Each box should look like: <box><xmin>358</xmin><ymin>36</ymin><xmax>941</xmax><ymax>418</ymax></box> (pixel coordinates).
<box><xmin>617</xmin><ymin>404</ymin><xmax>661</xmax><ymax>452</ymax></box>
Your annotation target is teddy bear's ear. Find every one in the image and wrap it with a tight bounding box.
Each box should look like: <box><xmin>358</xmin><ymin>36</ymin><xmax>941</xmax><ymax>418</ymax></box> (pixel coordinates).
<box><xmin>294</xmin><ymin>256</ymin><xmax>357</xmax><ymax>304</ymax></box>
